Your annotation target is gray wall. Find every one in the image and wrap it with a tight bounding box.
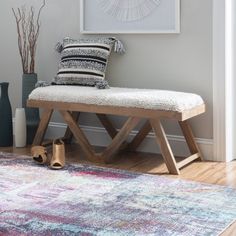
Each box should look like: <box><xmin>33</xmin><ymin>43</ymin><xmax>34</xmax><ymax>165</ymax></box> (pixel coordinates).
<box><xmin>0</xmin><ymin>0</ymin><xmax>213</xmax><ymax>139</ymax></box>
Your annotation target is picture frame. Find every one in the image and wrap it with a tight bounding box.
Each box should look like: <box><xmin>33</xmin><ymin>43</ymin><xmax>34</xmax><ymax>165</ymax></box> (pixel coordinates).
<box><xmin>80</xmin><ymin>0</ymin><xmax>180</xmax><ymax>34</ymax></box>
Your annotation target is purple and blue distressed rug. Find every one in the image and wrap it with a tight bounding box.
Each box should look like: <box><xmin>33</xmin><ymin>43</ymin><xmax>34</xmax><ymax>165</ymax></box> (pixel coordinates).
<box><xmin>0</xmin><ymin>152</ymin><xmax>236</xmax><ymax>236</ymax></box>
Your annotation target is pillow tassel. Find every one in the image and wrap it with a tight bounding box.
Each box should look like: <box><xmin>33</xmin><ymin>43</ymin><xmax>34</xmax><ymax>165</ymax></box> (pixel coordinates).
<box><xmin>35</xmin><ymin>81</ymin><xmax>51</xmax><ymax>88</ymax></box>
<box><xmin>95</xmin><ymin>81</ymin><xmax>110</xmax><ymax>89</ymax></box>
<box><xmin>111</xmin><ymin>38</ymin><xmax>126</xmax><ymax>54</ymax></box>
<box><xmin>55</xmin><ymin>42</ymin><xmax>63</xmax><ymax>53</ymax></box>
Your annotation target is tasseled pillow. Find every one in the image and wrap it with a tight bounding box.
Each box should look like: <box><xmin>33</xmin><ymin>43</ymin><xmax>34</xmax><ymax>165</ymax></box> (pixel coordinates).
<box><xmin>53</xmin><ymin>37</ymin><xmax>125</xmax><ymax>89</ymax></box>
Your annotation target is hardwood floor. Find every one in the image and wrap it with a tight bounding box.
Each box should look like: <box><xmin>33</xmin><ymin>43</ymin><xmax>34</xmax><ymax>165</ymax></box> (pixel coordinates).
<box><xmin>1</xmin><ymin>144</ymin><xmax>236</xmax><ymax>235</ymax></box>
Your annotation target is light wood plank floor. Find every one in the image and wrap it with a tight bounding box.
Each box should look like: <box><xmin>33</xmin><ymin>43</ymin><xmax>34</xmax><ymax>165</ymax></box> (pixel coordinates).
<box><xmin>1</xmin><ymin>144</ymin><xmax>236</xmax><ymax>235</ymax></box>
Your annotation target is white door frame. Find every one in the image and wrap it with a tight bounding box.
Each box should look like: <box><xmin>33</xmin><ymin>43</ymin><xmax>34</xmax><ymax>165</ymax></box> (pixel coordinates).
<box><xmin>213</xmin><ymin>0</ymin><xmax>234</xmax><ymax>162</ymax></box>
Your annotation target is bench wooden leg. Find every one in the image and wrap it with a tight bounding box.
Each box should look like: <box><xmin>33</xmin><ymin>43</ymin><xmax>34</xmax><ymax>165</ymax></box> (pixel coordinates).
<box><xmin>176</xmin><ymin>120</ymin><xmax>203</xmax><ymax>169</ymax></box>
<box><xmin>127</xmin><ymin>120</ymin><xmax>152</xmax><ymax>152</ymax></box>
<box><xmin>59</xmin><ymin>110</ymin><xmax>103</xmax><ymax>163</ymax></box>
<box><xmin>150</xmin><ymin>118</ymin><xmax>180</xmax><ymax>175</ymax></box>
<box><xmin>96</xmin><ymin>114</ymin><xmax>117</xmax><ymax>139</ymax></box>
<box><xmin>32</xmin><ymin>109</ymin><xmax>53</xmax><ymax>146</ymax></box>
<box><xmin>96</xmin><ymin>114</ymin><xmax>130</xmax><ymax>151</ymax></box>
<box><xmin>59</xmin><ymin>111</ymin><xmax>140</xmax><ymax>163</ymax></box>
<box><xmin>101</xmin><ymin>117</ymin><xmax>141</xmax><ymax>163</ymax></box>
<box><xmin>179</xmin><ymin>120</ymin><xmax>203</xmax><ymax>160</ymax></box>
<box><xmin>63</xmin><ymin>112</ymin><xmax>80</xmax><ymax>144</ymax></box>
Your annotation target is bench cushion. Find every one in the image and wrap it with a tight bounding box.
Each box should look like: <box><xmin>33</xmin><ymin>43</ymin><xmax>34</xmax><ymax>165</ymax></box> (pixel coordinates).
<box><xmin>28</xmin><ymin>86</ymin><xmax>204</xmax><ymax>112</ymax></box>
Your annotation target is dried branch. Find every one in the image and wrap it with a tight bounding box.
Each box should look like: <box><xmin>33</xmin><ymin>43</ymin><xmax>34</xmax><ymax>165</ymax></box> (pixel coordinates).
<box><xmin>12</xmin><ymin>0</ymin><xmax>46</xmax><ymax>74</ymax></box>
<box><xmin>12</xmin><ymin>8</ymin><xmax>25</xmax><ymax>73</ymax></box>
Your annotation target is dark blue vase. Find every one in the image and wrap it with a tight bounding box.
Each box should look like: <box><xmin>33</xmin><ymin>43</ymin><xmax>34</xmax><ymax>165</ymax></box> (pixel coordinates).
<box><xmin>0</xmin><ymin>82</ymin><xmax>13</xmax><ymax>147</ymax></box>
<box><xmin>22</xmin><ymin>73</ymin><xmax>40</xmax><ymax>144</ymax></box>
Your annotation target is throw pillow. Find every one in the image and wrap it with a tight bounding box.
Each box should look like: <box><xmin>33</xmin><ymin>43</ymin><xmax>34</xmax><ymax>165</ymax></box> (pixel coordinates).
<box><xmin>53</xmin><ymin>37</ymin><xmax>125</xmax><ymax>88</ymax></box>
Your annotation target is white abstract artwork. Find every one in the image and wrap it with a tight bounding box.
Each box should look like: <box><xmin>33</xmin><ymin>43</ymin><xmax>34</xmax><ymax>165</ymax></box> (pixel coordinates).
<box><xmin>97</xmin><ymin>0</ymin><xmax>161</xmax><ymax>22</ymax></box>
<box><xmin>80</xmin><ymin>0</ymin><xmax>180</xmax><ymax>34</ymax></box>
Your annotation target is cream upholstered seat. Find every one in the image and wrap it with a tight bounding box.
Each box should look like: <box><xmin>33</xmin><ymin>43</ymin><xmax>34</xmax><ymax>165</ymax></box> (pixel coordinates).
<box><xmin>29</xmin><ymin>86</ymin><xmax>204</xmax><ymax>112</ymax></box>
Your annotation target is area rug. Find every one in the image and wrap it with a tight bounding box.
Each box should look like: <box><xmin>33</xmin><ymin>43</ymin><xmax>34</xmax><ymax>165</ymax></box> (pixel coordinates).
<box><xmin>0</xmin><ymin>152</ymin><xmax>236</xmax><ymax>236</ymax></box>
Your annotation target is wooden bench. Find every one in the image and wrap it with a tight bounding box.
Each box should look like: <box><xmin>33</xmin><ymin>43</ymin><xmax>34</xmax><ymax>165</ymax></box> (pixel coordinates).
<box><xmin>27</xmin><ymin>86</ymin><xmax>205</xmax><ymax>175</ymax></box>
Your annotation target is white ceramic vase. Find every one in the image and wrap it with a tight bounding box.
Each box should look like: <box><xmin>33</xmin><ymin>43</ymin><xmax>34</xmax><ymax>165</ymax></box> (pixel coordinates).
<box><xmin>15</xmin><ymin>108</ymin><xmax>27</xmax><ymax>147</ymax></box>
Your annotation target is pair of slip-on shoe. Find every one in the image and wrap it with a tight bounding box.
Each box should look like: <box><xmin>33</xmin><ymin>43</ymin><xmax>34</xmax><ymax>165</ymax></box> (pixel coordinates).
<box><xmin>31</xmin><ymin>139</ymin><xmax>65</xmax><ymax>169</ymax></box>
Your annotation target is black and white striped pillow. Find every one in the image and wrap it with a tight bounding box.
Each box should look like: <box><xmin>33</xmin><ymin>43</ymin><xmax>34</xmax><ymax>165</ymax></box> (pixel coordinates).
<box><xmin>54</xmin><ymin>37</ymin><xmax>118</xmax><ymax>87</ymax></box>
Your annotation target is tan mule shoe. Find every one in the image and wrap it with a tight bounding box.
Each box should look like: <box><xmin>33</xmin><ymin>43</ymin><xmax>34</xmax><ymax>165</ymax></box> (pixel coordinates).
<box><xmin>31</xmin><ymin>146</ymin><xmax>48</xmax><ymax>164</ymax></box>
<box><xmin>50</xmin><ymin>139</ymin><xmax>65</xmax><ymax>169</ymax></box>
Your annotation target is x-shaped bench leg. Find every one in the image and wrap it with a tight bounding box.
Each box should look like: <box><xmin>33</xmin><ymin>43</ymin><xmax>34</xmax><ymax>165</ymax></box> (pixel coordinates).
<box><xmin>150</xmin><ymin>118</ymin><xmax>180</xmax><ymax>175</ymax></box>
<box><xmin>63</xmin><ymin>112</ymin><xmax>80</xmax><ymax>144</ymax></box>
<box><xmin>128</xmin><ymin>120</ymin><xmax>152</xmax><ymax>151</ymax></box>
<box><xmin>59</xmin><ymin>110</ymin><xmax>101</xmax><ymax>163</ymax></box>
<box><xmin>60</xmin><ymin>111</ymin><xmax>140</xmax><ymax>164</ymax></box>
<box><xmin>100</xmin><ymin>117</ymin><xmax>141</xmax><ymax>163</ymax></box>
<box><xmin>179</xmin><ymin>121</ymin><xmax>203</xmax><ymax>160</ymax></box>
<box><xmin>96</xmin><ymin>114</ymin><xmax>118</xmax><ymax>139</ymax></box>
<box><xmin>32</xmin><ymin>109</ymin><xmax>53</xmax><ymax>146</ymax></box>
<box><xmin>150</xmin><ymin>119</ymin><xmax>203</xmax><ymax>174</ymax></box>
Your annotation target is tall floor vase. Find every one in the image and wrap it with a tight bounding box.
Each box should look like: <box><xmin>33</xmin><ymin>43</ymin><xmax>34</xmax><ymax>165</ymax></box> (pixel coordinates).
<box><xmin>0</xmin><ymin>82</ymin><xmax>13</xmax><ymax>147</ymax></box>
<box><xmin>22</xmin><ymin>73</ymin><xmax>40</xmax><ymax>144</ymax></box>
<box><xmin>15</xmin><ymin>108</ymin><xmax>26</xmax><ymax>148</ymax></box>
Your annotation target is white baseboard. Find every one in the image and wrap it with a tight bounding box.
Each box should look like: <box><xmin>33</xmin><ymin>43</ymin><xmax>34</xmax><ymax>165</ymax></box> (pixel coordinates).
<box><xmin>45</xmin><ymin>122</ymin><xmax>214</xmax><ymax>161</ymax></box>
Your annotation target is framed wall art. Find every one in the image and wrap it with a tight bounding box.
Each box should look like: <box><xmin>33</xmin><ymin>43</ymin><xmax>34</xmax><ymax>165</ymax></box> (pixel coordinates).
<box><xmin>80</xmin><ymin>0</ymin><xmax>180</xmax><ymax>34</ymax></box>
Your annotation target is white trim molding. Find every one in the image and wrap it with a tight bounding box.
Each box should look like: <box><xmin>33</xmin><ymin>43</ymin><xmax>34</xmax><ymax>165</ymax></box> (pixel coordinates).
<box><xmin>45</xmin><ymin>122</ymin><xmax>214</xmax><ymax>161</ymax></box>
<box><xmin>213</xmin><ymin>0</ymin><xmax>235</xmax><ymax>162</ymax></box>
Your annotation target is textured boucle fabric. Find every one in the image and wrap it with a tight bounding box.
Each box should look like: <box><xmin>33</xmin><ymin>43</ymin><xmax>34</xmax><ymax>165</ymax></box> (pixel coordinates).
<box><xmin>29</xmin><ymin>86</ymin><xmax>204</xmax><ymax>112</ymax></box>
